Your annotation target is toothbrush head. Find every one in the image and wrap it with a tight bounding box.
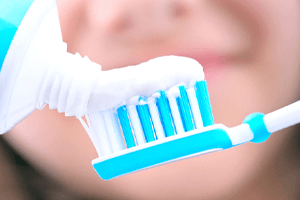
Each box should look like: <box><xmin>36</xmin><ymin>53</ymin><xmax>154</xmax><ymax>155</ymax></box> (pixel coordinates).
<box><xmin>79</xmin><ymin>80</ymin><xmax>216</xmax><ymax>180</ymax></box>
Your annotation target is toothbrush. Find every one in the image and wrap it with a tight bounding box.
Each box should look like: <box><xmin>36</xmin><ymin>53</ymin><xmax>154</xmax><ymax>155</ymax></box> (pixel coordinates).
<box><xmin>79</xmin><ymin>81</ymin><xmax>300</xmax><ymax>180</ymax></box>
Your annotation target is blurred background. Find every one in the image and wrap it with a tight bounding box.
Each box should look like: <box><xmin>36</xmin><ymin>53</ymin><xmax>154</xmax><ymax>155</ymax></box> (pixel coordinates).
<box><xmin>1</xmin><ymin>0</ymin><xmax>300</xmax><ymax>199</ymax></box>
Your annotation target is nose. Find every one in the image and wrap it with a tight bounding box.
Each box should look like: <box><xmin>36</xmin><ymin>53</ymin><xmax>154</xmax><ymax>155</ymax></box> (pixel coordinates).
<box><xmin>106</xmin><ymin>0</ymin><xmax>196</xmax><ymax>40</ymax></box>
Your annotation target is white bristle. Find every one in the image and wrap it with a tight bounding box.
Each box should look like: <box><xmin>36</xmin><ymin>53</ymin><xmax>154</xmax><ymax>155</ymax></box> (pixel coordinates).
<box><xmin>148</xmin><ymin>97</ymin><xmax>166</xmax><ymax>139</ymax></box>
<box><xmin>167</xmin><ymin>87</ymin><xmax>184</xmax><ymax>134</ymax></box>
<box><xmin>78</xmin><ymin>116</ymin><xmax>103</xmax><ymax>156</ymax></box>
<box><xmin>127</xmin><ymin>104</ymin><xmax>146</xmax><ymax>145</ymax></box>
<box><xmin>102</xmin><ymin>110</ymin><xmax>125</xmax><ymax>152</ymax></box>
<box><xmin>89</xmin><ymin>112</ymin><xmax>113</xmax><ymax>156</ymax></box>
<box><xmin>186</xmin><ymin>87</ymin><xmax>203</xmax><ymax>129</ymax></box>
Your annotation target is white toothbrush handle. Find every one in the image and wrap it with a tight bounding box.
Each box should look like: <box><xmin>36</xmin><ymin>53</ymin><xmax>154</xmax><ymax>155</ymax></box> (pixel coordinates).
<box><xmin>263</xmin><ymin>100</ymin><xmax>300</xmax><ymax>133</ymax></box>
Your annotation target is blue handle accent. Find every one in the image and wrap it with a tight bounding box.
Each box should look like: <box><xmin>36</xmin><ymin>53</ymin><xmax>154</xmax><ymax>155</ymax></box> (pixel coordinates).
<box><xmin>0</xmin><ymin>0</ymin><xmax>34</xmax><ymax>70</ymax></box>
<box><xmin>243</xmin><ymin>113</ymin><xmax>271</xmax><ymax>143</ymax></box>
<box><xmin>93</xmin><ymin>128</ymin><xmax>232</xmax><ymax>180</ymax></box>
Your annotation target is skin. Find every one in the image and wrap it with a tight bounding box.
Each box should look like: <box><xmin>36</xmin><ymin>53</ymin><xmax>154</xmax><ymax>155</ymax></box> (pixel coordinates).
<box><xmin>3</xmin><ymin>0</ymin><xmax>300</xmax><ymax>199</ymax></box>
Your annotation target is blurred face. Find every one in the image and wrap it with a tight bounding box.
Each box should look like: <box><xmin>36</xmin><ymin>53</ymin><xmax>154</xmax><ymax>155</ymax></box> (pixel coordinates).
<box><xmin>5</xmin><ymin>0</ymin><xmax>300</xmax><ymax>199</ymax></box>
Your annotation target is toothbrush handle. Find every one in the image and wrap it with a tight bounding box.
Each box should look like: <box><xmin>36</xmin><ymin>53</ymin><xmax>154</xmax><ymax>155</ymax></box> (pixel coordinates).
<box><xmin>263</xmin><ymin>100</ymin><xmax>300</xmax><ymax>133</ymax></box>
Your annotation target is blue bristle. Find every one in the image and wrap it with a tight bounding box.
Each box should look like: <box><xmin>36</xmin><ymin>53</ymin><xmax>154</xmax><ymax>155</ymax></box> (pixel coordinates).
<box><xmin>136</xmin><ymin>97</ymin><xmax>156</xmax><ymax>142</ymax></box>
<box><xmin>117</xmin><ymin>106</ymin><xmax>136</xmax><ymax>148</ymax></box>
<box><xmin>177</xmin><ymin>86</ymin><xmax>194</xmax><ymax>131</ymax></box>
<box><xmin>195</xmin><ymin>81</ymin><xmax>214</xmax><ymax>126</ymax></box>
<box><xmin>156</xmin><ymin>91</ymin><xmax>175</xmax><ymax>137</ymax></box>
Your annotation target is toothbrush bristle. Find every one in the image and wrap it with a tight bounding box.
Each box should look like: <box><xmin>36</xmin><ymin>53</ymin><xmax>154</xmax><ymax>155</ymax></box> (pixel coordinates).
<box><xmin>89</xmin><ymin>80</ymin><xmax>213</xmax><ymax>152</ymax></box>
<box><xmin>117</xmin><ymin>105</ymin><xmax>136</xmax><ymax>148</ymax></box>
<box><xmin>156</xmin><ymin>90</ymin><xmax>176</xmax><ymax>137</ymax></box>
<box><xmin>195</xmin><ymin>81</ymin><xmax>214</xmax><ymax>127</ymax></box>
<box><xmin>127</xmin><ymin>104</ymin><xmax>146</xmax><ymax>145</ymax></box>
<box><xmin>178</xmin><ymin>85</ymin><xmax>194</xmax><ymax>131</ymax></box>
<box><xmin>136</xmin><ymin>97</ymin><xmax>156</xmax><ymax>142</ymax></box>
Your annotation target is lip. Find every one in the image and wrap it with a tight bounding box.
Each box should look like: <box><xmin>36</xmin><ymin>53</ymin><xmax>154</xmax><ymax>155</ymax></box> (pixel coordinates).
<box><xmin>171</xmin><ymin>50</ymin><xmax>227</xmax><ymax>82</ymax></box>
